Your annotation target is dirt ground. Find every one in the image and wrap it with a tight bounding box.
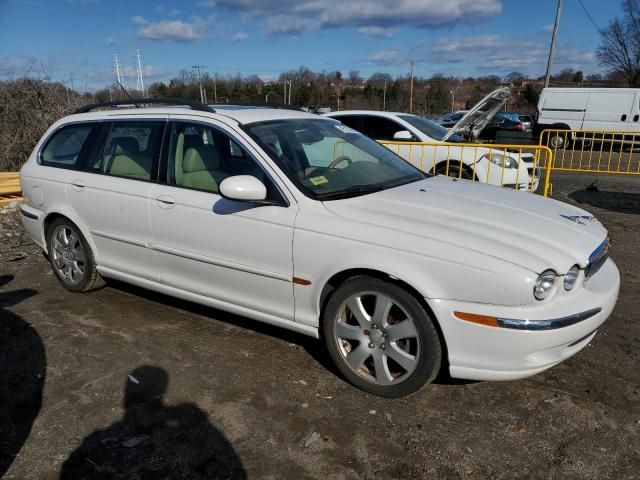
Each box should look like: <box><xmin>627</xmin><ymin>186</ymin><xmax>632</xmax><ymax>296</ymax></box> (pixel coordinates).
<box><xmin>1</xmin><ymin>174</ymin><xmax>639</xmax><ymax>480</ymax></box>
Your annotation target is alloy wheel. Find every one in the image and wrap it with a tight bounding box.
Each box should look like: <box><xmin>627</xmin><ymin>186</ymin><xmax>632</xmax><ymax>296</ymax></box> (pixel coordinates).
<box><xmin>334</xmin><ymin>291</ymin><xmax>421</xmax><ymax>386</ymax></box>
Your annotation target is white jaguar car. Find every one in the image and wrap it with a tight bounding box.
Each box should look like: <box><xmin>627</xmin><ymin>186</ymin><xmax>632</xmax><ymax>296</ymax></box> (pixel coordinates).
<box><xmin>19</xmin><ymin>100</ymin><xmax>619</xmax><ymax>397</ymax></box>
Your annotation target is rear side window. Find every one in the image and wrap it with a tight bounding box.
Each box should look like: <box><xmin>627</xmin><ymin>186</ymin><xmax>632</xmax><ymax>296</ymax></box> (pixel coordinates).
<box><xmin>89</xmin><ymin>121</ymin><xmax>164</xmax><ymax>181</ymax></box>
<box><xmin>40</xmin><ymin>124</ymin><xmax>96</xmax><ymax>168</ymax></box>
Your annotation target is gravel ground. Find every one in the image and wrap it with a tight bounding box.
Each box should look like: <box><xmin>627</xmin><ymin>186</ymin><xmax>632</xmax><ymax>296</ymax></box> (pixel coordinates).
<box><xmin>1</xmin><ymin>174</ymin><xmax>639</xmax><ymax>480</ymax></box>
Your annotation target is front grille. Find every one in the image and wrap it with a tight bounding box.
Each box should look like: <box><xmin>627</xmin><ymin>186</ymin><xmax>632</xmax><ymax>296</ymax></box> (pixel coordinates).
<box><xmin>585</xmin><ymin>238</ymin><xmax>610</xmax><ymax>280</ymax></box>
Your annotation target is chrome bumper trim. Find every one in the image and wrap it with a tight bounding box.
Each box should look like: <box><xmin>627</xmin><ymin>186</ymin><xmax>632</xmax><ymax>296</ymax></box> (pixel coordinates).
<box><xmin>496</xmin><ymin>307</ymin><xmax>602</xmax><ymax>331</ymax></box>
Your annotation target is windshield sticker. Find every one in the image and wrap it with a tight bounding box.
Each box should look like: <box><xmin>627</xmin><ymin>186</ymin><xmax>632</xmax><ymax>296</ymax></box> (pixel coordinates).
<box><xmin>334</xmin><ymin>125</ymin><xmax>358</xmax><ymax>134</ymax></box>
<box><xmin>309</xmin><ymin>176</ymin><xmax>329</xmax><ymax>186</ymax></box>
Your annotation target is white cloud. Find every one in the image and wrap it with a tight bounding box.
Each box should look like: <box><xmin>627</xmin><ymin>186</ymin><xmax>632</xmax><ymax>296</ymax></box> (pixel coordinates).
<box><xmin>197</xmin><ymin>0</ymin><xmax>217</xmax><ymax>6</ymax></box>
<box><xmin>371</xmin><ymin>49</ymin><xmax>402</xmax><ymax>65</ymax></box>
<box><xmin>424</xmin><ymin>34</ymin><xmax>597</xmax><ymax>75</ymax></box>
<box><xmin>358</xmin><ymin>26</ymin><xmax>393</xmax><ymax>38</ymax></box>
<box><xmin>132</xmin><ymin>15</ymin><xmax>148</xmax><ymax>25</ymax></box>
<box><xmin>230</xmin><ymin>31</ymin><xmax>248</xmax><ymax>42</ymax></box>
<box><xmin>105</xmin><ymin>37</ymin><xmax>119</xmax><ymax>46</ymax></box>
<box><xmin>542</xmin><ymin>23</ymin><xmax>554</xmax><ymax>32</ymax></box>
<box><xmin>0</xmin><ymin>55</ymin><xmax>38</xmax><ymax>77</ymax></box>
<box><xmin>136</xmin><ymin>18</ymin><xmax>208</xmax><ymax>42</ymax></box>
<box><xmin>213</xmin><ymin>0</ymin><xmax>502</xmax><ymax>35</ymax></box>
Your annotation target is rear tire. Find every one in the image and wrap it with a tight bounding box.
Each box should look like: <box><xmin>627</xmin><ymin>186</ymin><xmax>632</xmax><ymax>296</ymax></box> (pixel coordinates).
<box><xmin>46</xmin><ymin>217</ymin><xmax>105</xmax><ymax>293</ymax></box>
<box><xmin>322</xmin><ymin>276</ymin><xmax>442</xmax><ymax>398</ymax></box>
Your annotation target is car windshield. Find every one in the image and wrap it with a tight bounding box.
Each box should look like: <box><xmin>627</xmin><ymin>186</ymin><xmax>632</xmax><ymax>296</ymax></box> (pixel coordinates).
<box><xmin>244</xmin><ymin>119</ymin><xmax>425</xmax><ymax>200</ymax></box>
<box><xmin>398</xmin><ymin>114</ymin><xmax>464</xmax><ymax>142</ymax></box>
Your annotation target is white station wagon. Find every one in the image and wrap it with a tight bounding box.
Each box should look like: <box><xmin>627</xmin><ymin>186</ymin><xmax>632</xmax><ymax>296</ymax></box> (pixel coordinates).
<box><xmin>19</xmin><ymin>100</ymin><xmax>619</xmax><ymax>398</ymax></box>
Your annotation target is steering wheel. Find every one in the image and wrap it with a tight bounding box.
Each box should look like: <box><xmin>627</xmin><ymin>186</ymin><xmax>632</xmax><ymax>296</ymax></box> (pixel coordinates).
<box><xmin>328</xmin><ymin>155</ymin><xmax>352</xmax><ymax>170</ymax></box>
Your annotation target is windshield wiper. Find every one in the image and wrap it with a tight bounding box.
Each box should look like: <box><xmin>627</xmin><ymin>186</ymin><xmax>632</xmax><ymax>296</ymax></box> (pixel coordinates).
<box><xmin>316</xmin><ymin>185</ymin><xmax>386</xmax><ymax>200</ymax></box>
<box><xmin>316</xmin><ymin>176</ymin><xmax>422</xmax><ymax>201</ymax></box>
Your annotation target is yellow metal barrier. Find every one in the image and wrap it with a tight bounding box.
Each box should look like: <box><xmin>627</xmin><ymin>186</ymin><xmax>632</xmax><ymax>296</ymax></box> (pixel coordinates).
<box><xmin>0</xmin><ymin>172</ymin><xmax>22</xmax><ymax>206</ymax></box>
<box><xmin>540</xmin><ymin>129</ymin><xmax>640</xmax><ymax>175</ymax></box>
<box><xmin>332</xmin><ymin>140</ymin><xmax>553</xmax><ymax>196</ymax></box>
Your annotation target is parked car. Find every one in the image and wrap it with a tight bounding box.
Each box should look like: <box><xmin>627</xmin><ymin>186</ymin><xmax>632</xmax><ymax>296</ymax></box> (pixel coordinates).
<box><xmin>477</xmin><ymin>112</ymin><xmax>534</xmax><ymax>142</ymax></box>
<box><xmin>436</xmin><ymin>111</ymin><xmax>468</xmax><ymax>128</ymax></box>
<box><xmin>19</xmin><ymin>99</ymin><xmax>619</xmax><ymax>398</ymax></box>
<box><xmin>537</xmin><ymin>87</ymin><xmax>640</xmax><ymax>148</ymax></box>
<box><xmin>325</xmin><ymin>89</ymin><xmax>540</xmax><ymax>191</ymax></box>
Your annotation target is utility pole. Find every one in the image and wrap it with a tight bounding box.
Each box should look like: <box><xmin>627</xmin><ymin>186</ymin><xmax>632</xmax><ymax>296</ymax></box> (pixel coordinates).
<box><xmin>283</xmin><ymin>79</ymin><xmax>287</xmax><ymax>105</ymax></box>
<box><xmin>135</xmin><ymin>49</ymin><xmax>145</xmax><ymax>96</ymax></box>
<box><xmin>288</xmin><ymin>79</ymin><xmax>292</xmax><ymax>105</ymax></box>
<box><xmin>408</xmin><ymin>61</ymin><xmax>414</xmax><ymax>113</ymax></box>
<box><xmin>544</xmin><ymin>0</ymin><xmax>563</xmax><ymax>88</ymax></box>
<box><xmin>113</xmin><ymin>54</ymin><xmax>126</xmax><ymax>99</ymax></box>
<box><xmin>213</xmin><ymin>73</ymin><xmax>217</xmax><ymax>103</ymax></box>
<box><xmin>192</xmin><ymin>65</ymin><xmax>207</xmax><ymax>103</ymax></box>
<box><xmin>383</xmin><ymin>80</ymin><xmax>387</xmax><ymax>111</ymax></box>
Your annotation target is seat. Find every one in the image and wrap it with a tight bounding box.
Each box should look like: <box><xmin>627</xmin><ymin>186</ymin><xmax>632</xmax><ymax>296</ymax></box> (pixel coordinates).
<box><xmin>181</xmin><ymin>145</ymin><xmax>229</xmax><ymax>193</ymax></box>
<box><xmin>106</xmin><ymin>137</ymin><xmax>152</xmax><ymax>180</ymax></box>
<box><xmin>175</xmin><ymin>134</ymin><xmax>205</xmax><ymax>184</ymax></box>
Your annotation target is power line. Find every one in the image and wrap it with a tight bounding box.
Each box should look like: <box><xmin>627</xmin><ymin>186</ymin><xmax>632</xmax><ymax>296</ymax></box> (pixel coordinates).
<box><xmin>577</xmin><ymin>0</ymin><xmax>600</xmax><ymax>32</ymax></box>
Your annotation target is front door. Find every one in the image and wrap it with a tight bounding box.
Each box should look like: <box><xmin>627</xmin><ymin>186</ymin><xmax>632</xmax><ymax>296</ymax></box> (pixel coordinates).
<box><xmin>148</xmin><ymin>119</ymin><xmax>297</xmax><ymax>321</ymax></box>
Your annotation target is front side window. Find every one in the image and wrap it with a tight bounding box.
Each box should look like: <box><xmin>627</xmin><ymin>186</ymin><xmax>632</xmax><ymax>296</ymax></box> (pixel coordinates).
<box><xmin>168</xmin><ymin>122</ymin><xmax>279</xmax><ymax>199</ymax></box>
<box><xmin>40</xmin><ymin>124</ymin><xmax>97</xmax><ymax>168</ymax></box>
<box><xmin>89</xmin><ymin>121</ymin><xmax>164</xmax><ymax>181</ymax></box>
<box><xmin>244</xmin><ymin>119</ymin><xmax>425</xmax><ymax>200</ymax></box>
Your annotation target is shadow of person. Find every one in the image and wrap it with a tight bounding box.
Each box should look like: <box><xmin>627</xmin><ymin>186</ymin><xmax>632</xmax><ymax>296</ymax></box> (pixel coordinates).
<box><xmin>0</xmin><ymin>274</ymin><xmax>44</xmax><ymax>478</ymax></box>
<box><xmin>60</xmin><ymin>366</ymin><xmax>246</xmax><ymax>480</ymax></box>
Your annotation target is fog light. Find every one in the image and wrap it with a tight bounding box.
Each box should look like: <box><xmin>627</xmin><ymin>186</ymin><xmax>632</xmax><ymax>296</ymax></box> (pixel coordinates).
<box><xmin>564</xmin><ymin>265</ymin><xmax>580</xmax><ymax>291</ymax></box>
<box><xmin>534</xmin><ymin>270</ymin><xmax>556</xmax><ymax>300</ymax></box>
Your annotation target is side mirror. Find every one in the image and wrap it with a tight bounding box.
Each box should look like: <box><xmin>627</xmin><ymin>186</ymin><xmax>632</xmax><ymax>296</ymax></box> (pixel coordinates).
<box><xmin>393</xmin><ymin>130</ymin><xmax>414</xmax><ymax>141</ymax></box>
<box><xmin>219</xmin><ymin>175</ymin><xmax>267</xmax><ymax>202</ymax></box>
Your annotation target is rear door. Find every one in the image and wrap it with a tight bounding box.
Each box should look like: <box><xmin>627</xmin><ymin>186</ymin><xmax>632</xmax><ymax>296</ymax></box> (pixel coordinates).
<box><xmin>67</xmin><ymin>117</ymin><xmax>167</xmax><ymax>281</ymax></box>
<box><xmin>582</xmin><ymin>91</ymin><xmax>636</xmax><ymax>131</ymax></box>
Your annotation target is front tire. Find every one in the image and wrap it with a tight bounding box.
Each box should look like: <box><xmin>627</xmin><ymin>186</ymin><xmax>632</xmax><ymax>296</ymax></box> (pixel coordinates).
<box><xmin>46</xmin><ymin>218</ymin><xmax>105</xmax><ymax>293</ymax></box>
<box><xmin>435</xmin><ymin>163</ymin><xmax>473</xmax><ymax>180</ymax></box>
<box><xmin>322</xmin><ymin>276</ymin><xmax>442</xmax><ymax>398</ymax></box>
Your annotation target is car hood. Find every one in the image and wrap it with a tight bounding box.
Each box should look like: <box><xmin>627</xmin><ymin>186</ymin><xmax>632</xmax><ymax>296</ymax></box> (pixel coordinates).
<box><xmin>442</xmin><ymin>87</ymin><xmax>511</xmax><ymax>141</ymax></box>
<box><xmin>322</xmin><ymin>176</ymin><xmax>607</xmax><ymax>274</ymax></box>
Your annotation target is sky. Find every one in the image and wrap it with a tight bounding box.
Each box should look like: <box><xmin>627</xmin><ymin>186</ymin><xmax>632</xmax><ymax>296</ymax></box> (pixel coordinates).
<box><xmin>0</xmin><ymin>0</ymin><xmax>625</xmax><ymax>91</ymax></box>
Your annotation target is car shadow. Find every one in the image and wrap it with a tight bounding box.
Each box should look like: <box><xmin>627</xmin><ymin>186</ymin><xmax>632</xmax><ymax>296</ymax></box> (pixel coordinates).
<box><xmin>569</xmin><ymin>188</ymin><xmax>640</xmax><ymax>215</ymax></box>
<box><xmin>0</xmin><ymin>275</ymin><xmax>45</xmax><ymax>478</ymax></box>
<box><xmin>105</xmin><ymin>280</ymin><xmax>339</xmax><ymax>378</ymax></box>
<box><xmin>59</xmin><ymin>365</ymin><xmax>247</xmax><ymax>479</ymax></box>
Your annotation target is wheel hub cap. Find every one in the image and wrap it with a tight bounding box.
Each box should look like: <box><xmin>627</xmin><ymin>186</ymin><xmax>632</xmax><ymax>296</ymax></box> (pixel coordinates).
<box><xmin>369</xmin><ymin>328</ymin><xmax>384</xmax><ymax>347</ymax></box>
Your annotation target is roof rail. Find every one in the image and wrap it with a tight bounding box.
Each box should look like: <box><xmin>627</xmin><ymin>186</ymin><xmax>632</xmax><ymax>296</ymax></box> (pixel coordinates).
<box><xmin>210</xmin><ymin>102</ymin><xmax>305</xmax><ymax>112</ymax></box>
<box><xmin>74</xmin><ymin>98</ymin><xmax>215</xmax><ymax>114</ymax></box>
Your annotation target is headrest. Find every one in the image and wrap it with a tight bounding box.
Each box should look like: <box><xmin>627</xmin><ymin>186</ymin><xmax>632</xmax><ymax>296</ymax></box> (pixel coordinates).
<box><xmin>183</xmin><ymin>134</ymin><xmax>204</xmax><ymax>151</ymax></box>
<box><xmin>183</xmin><ymin>145</ymin><xmax>221</xmax><ymax>173</ymax></box>
<box><xmin>111</xmin><ymin>137</ymin><xmax>139</xmax><ymax>155</ymax></box>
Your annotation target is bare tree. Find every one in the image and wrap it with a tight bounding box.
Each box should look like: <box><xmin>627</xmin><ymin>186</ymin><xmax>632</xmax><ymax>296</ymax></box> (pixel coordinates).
<box><xmin>597</xmin><ymin>0</ymin><xmax>640</xmax><ymax>87</ymax></box>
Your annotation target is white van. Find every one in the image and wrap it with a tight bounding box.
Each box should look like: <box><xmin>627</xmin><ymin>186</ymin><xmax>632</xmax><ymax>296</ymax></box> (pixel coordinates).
<box><xmin>537</xmin><ymin>87</ymin><xmax>640</xmax><ymax>147</ymax></box>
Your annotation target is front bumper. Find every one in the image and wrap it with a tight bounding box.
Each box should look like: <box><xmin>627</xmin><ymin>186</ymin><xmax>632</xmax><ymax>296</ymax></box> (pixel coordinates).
<box><xmin>427</xmin><ymin>258</ymin><xmax>620</xmax><ymax>381</ymax></box>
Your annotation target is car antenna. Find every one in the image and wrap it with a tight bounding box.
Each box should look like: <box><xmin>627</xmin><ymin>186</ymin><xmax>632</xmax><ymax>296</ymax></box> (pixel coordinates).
<box><xmin>116</xmin><ymin>81</ymin><xmax>140</xmax><ymax>108</ymax></box>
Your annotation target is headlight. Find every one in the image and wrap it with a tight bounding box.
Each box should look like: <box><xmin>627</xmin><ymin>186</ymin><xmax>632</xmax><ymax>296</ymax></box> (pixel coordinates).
<box><xmin>564</xmin><ymin>265</ymin><xmax>580</xmax><ymax>291</ymax></box>
<box><xmin>484</xmin><ymin>153</ymin><xmax>518</xmax><ymax>169</ymax></box>
<box><xmin>534</xmin><ymin>270</ymin><xmax>556</xmax><ymax>300</ymax></box>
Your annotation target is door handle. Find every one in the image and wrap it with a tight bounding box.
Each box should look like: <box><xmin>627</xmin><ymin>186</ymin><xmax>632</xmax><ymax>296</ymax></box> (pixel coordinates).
<box><xmin>71</xmin><ymin>180</ymin><xmax>85</xmax><ymax>191</ymax></box>
<box><xmin>621</xmin><ymin>114</ymin><xmax>628</xmax><ymax>121</ymax></box>
<box><xmin>156</xmin><ymin>195</ymin><xmax>176</xmax><ymax>208</ymax></box>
